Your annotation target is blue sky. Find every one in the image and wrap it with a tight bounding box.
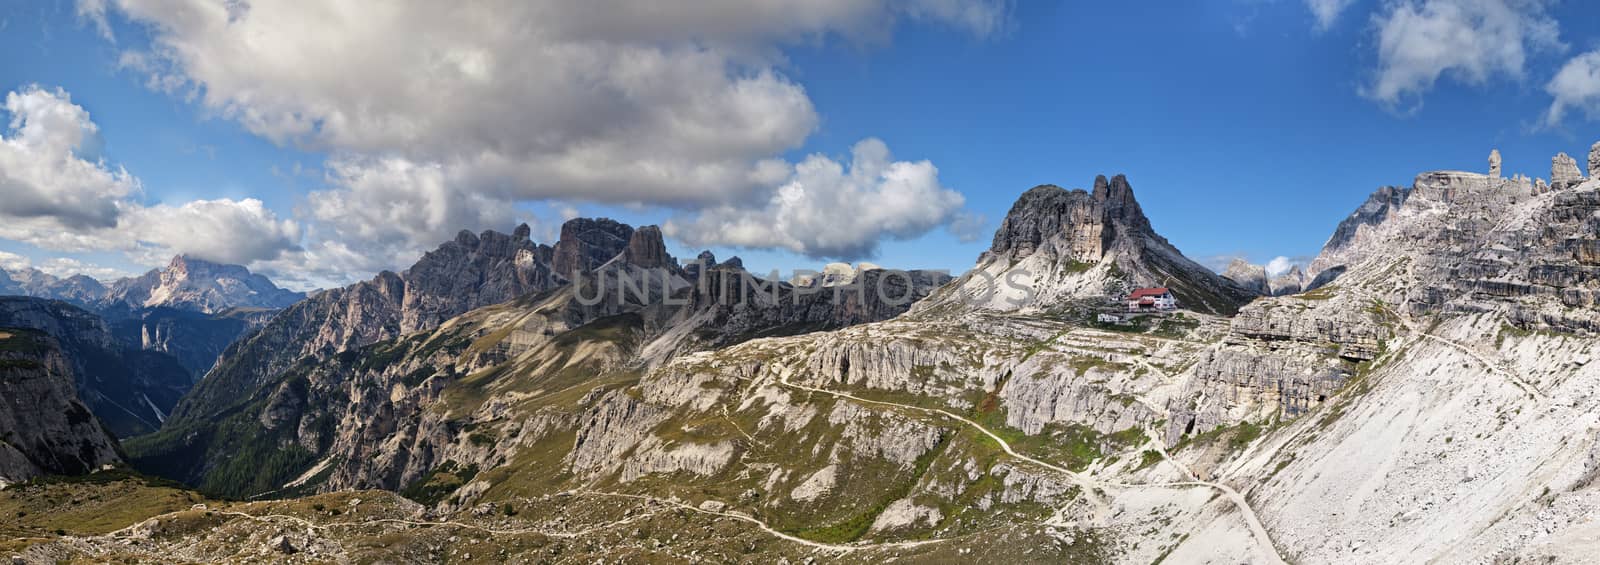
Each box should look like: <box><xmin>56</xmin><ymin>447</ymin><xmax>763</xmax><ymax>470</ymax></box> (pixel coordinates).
<box><xmin>2</xmin><ymin>1</ymin><xmax>1599</xmax><ymax>290</ymax></box>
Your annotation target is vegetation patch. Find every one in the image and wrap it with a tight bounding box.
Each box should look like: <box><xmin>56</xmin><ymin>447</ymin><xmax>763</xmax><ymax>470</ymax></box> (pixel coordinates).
<box><xmin>400</xmin><ymin>460</ymin><xmax>481</xmax><ymax>506</ymax></box>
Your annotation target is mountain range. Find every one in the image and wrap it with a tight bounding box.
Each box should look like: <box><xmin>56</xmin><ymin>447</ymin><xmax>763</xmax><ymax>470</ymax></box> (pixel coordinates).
<box><xmin>5</xmin><ymin>142</ymin><xmax>1600</xmax><ymax>563</ymax></box>
<box><xmin>0</xmin><ymin>255</ymin><xmax>304</xmax><ymax>315</ymax></box>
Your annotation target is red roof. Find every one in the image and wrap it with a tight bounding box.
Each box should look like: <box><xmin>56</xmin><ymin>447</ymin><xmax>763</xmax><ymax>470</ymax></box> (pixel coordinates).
<box><xmin>1129</xmin><ymin>287</ymin><xmax>1170</xmax><ymax>299</ymax></box>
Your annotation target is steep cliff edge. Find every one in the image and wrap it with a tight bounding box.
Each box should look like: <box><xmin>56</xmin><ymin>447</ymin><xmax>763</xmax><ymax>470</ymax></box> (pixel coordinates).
<box><xmin>0</xmin><ymin>298</ymin><xmax>192</xmax><ymax>438</ymax></box>
<box><xmin>0</xmin><ymin>328</ymin><xmax>122</xmax><ymax>486</ymax></box>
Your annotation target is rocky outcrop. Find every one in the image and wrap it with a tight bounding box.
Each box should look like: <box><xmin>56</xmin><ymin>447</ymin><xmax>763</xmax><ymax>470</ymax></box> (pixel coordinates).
<box><xmin>1553</xmin><ymin>152</ymin><xmax>1583</xmax><ymax>190</ymax></box>
<box><xmin>1489</xmin><ymin>149</ymin><xmax>1502</xmax><ymax>178</ymax></box>
<box><xmin>552</xmin><ymin>218</ymin><xmax>633</xmax><ymax>276</ymax></box>
<box><xmin>620</xmin><ymin>226</ymin><xmax>674</xmax><ymax>270</ymax></box>
<box><xmin>139</xmin><ymin>215</ymin><xmax>947</xmax><ymax>495</ymax></box>
<box><xmin>109</xmin><ymin>307</ymin><xmax>274</xmax><ymax>377</ymax></box>
<box><xmin>1591</xmin><ymin>141</ymin><xmax>1600</xmax><ymax>179</ymax></box>
<box><xmin>0</xmin><ymin>329</ymin><xmax>122</xmax><ymax>486</ymax></box>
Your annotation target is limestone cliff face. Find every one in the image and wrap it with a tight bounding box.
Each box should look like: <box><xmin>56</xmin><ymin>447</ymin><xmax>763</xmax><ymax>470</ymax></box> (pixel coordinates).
<box><xmin>552</xmin><ymin>218</ymin><xmax>633</xmax><ymax>276</ymax></box>
<box><xmin>0</xmin><ymin>329</ymin><xmax>122</xmax><ymax>486</ymax></box>
<box><xmin>400</xmin><ymin>226</ymin><xmax>558</xmax><ymax>333</ymax></box>
<box><xmin>1308</xmin><ymin>148</ymin><xmax>1600</xmax><ymax>333</ymax></box>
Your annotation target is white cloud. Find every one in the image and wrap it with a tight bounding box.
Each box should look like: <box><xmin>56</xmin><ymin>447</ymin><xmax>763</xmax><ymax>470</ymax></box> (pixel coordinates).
<box><xmin>0</xmin><ymin>85</ymin><xmax>301</xmax><ymax>272</ymax></box>
<box><xmin>297</xmin><ymin>156</ymin><xmax>520</xmax><ymax>277</ymax></box>
<box><xmin>1306</xmin><ymin>0</ymin><xmax>1357</xmax><ymax>30</ymax></box>
<box><xmin>76</xmin><ymin>0</ymin><xmax>115</xmax><ymax>41</ymax></box>
<box><xmin>93</xmin><ymin>0</ymin><xmax>1001</xmax><ymax>281</ymax></box>
<box><xmin>122</xmin><ymin>198</ymin><xmax>300</xmax><ymax>265</ymax></box>
<box><xmin>1363</xmin><ymin>0</ymin><xmax>1561</xmax><ymax>110</ymax></box>
<box><xmin>1545</xmin><ymin>49</ymin><xmax>1600</xmax><ymax>126</ymax></box>
<box><xmin>32</xmin><ymin>257</ymin><xmax>134</xmax><ymax>281</ymax></box>
<box><xmin>0</xmin><ymin>250</ymin><xmax>31</xmax><ymax>272</ymax></box>
<box><xmin>664</xmin><ymin>138</ymin><xmax>966</xmax><ymax>259</ymax></box>
<box><xmin>1265</xmin><ymin>256</ymin><xmax>1295</xmax><ymax>277</ymax></box>
<box><xmin>0</xmin><ymin>85</ymin><xmax>137</xmax><ymax>232</ymax></box>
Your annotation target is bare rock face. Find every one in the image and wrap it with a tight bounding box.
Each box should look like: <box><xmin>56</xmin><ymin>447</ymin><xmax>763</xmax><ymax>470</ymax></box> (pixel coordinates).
<box><xmin>621</xmin><ymin>226</ymin><xmax>674</xmax><ymax>270</ymax></box>
<box><xmin>1223</xmin><ymin>259</ymin><xmax>1269</xmax><ymax>295</ymax></box>
<box><xmin>1268</xmin><ymin>265</ymin><xmax>1306</xmax><ymax>296</ymax></box>
<box><xmin>1590</xmin><ymin>141</ymin><xmax>1600</xmax><ymax>178</ymax></box>
<box><xmin>399</xmin><ymin>228</ymin><xmax>557</xmax><ymax>333</ymax></box>
<box><xmin>1489</xmin><ymin>149</ymin><xmax>1502</xmax><ymax>178</ymax></box>
<box><xmin>929</xmin><ymin>174</ymin><xmax>1254</xmax><ymax>315</ymax></box>
<box><xmin>552</xmin><ymin>218</ymin><xmax>634</xmax><ymax>276</ymax></box>
<box><xmin>0</xmin><ymin>329</ymin><xmax>122</xmax><ymax>486</ymax></box>
<box><xmin>1553</xmin><ymin>152</ymin><xmax>1583</xmax><ymax>190</ymax></box>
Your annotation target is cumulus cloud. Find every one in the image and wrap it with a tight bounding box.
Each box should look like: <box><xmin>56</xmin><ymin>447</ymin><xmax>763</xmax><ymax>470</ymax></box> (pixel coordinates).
<box><xmin>100</xmin><ymin>0</ymin><xmax>1007</xmax><ymax>206</ymax></box>
<box><xmin>1265</xmin><ymin>256</ymin><xmax>1296</xmax><ymax>277</ymax></box>
<box><xmin>0</xmin><ymin>251</ymin><xmax>31</xmax><ymax>272</ymax></box>
<box><xmin>93</xmin><ymin>0</ymin><xmax>1001</xmax><ymax>279</ymax></box>
<box><xmin>664</xmin><ymin>138</ymin><xmax>967</xmax><ymax>259</ymax></box>
<box><xmin>1363</xmin><ymin>0</ymin><xmax>1561</xmax><ymax>110</ymax></box>
<box><xmin>0</xmin><ymin>85</ymin><xmax>300</xmax><ymax>272</ymax></box>
<box><xmin>295</xmin><ymin>156</ymin><xmax>520</xmax><ymax>277</ymax></box>
<box><xmin>1545</xmin><ymin>49</ymin><xmax>1600</xmax><ymax>126</ymax></box>
<box><xmin>0</xmin><ymin>85</ymin><xmax>137</xmax><ymax>231</ymax></box>
<box><xmin>121</xmin><ymin>198</ymin><xmax>300</xmax><ymax>265</ymax></box>
<box><xmin>1306</xmin><ymin>0</ymin><xmax>1357</xmax><ymax>30</ymax></box>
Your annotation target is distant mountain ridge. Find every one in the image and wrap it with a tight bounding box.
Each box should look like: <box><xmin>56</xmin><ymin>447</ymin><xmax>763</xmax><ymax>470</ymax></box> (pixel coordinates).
<box><xmin>0</xmin><ymin>255</ymin><xmax>305</xmax><ymax>315</ymax></box>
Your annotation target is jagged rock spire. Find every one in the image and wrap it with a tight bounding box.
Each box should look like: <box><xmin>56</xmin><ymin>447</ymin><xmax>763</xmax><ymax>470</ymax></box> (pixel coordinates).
<box><xmin>552</xmin><ymin>218</ymin><xmax>633</xmax><ymax>275</ymax></box>
<box><xmin>1553</xmin><ymin>152</ymin><xmax>1583</xmax><ymax>190</ymax></box>
<box><xmin>1489</xmin><ymin>149</ymin><xmax>1502</xmax><ymax>178</ymax></box>
<box><xmin>1589</xmin><ymin>141</ymin><xmax>1600</xmax><ymax>179</ymax></box>
<box><xmin>622</xmin><ymin>226</ymin><xmax>673</xmax><ymax>269</ymax></box>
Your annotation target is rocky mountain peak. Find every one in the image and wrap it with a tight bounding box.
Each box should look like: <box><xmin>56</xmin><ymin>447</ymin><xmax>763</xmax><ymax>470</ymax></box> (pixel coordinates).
<box><xmin>934</xmin><ymin>175</ymin><xmax>1253</xmax><ymax>314</ymax></box>
<box><xmin>985</xmin><ymin>184</ymin><xmax>1097</xmax><ymax>261</ymax></box>
<box><xmin>1553</xmin><ymin>152</ymin><xmax>1584</xmax><ymax>189</ymax></box>
<box><xmin>105</xmin><ymin>255</ymin><xmax>304</xmax><ymax>314</ymax></box>
<box><xmin>1222</xmin><ymin>258</ymin><xmax>1269</xmax><ymax>295</ymax></box>
<box><xmin>513</xmin><ymin>222</ymin><xmax>532</xmax><ymax>241</ymax></box>
<box><xmin>621</xmin><ymin>225</ymin><xmax>674</xmax><ymax>269</ymax></box>
<box><xmin>553</xmin><ymin>218</ymin><xmax>634</xmax><ymax>275</ymax></box>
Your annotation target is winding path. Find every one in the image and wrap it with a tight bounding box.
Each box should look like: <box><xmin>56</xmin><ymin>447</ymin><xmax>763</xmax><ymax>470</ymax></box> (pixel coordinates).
<box><xmin>770</xmin><ymin>364</ymin><xmax>1286</xmax><ymax>563</ymax></box>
